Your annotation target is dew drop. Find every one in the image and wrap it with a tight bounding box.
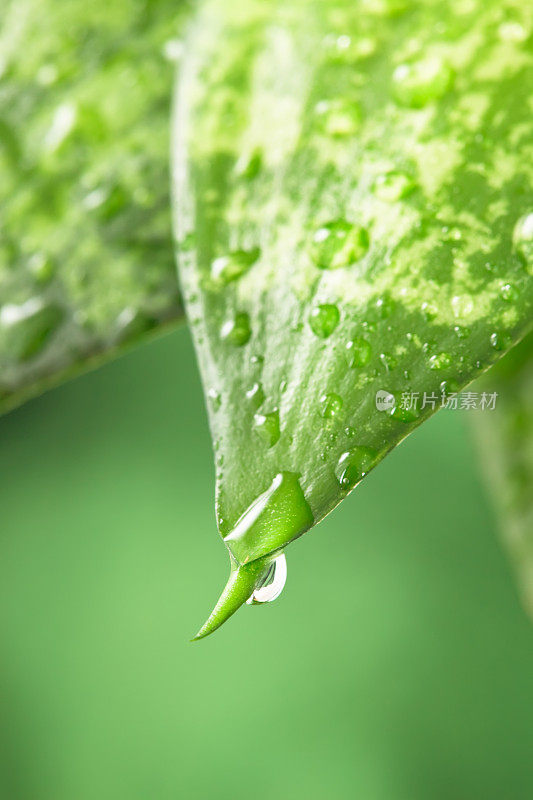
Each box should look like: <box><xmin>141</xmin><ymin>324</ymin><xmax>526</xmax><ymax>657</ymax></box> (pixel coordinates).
<box><xmin>311</xmin><ymin>219</ymin><xmax>369</xmax><ymax>270</ymax></box>
<box><xmin>379</xmin><ymin>352</ymin><xmax>397</xmax><ymax>371</ymax></box>
<box><xmin>490</xmin><ymin>331</ymin><xmax>511</xmax><ymax>351</ymax></box>
<box><xmin>374</xmin><ymin>170</ymin><xmax>416</xmax><ymax>201</ymax></box>
<box><xmin>315</xmin><ymin>98</ymin><xmax>362</xmax><ymax>137</ymax></box>
<box><xmin>211</xmin><ymin>247</ymin><xmax>260</xmax><ymax>284</ymax></box>
<box><xmin>0</xmin><ymin>298</ymin><xmax>64</xmax><ymax>360</ymax></box>
<box><xmin>253</xmin><ymin>410</ymin><xmax>280</xmax><ymax>447</ymax></box>
<box><xmin>389</xmin><ymin>393</ymin><xmax>421</xmax><ymax>422</ymax></box>
<box><xmin>246</xmin><ymin>554</ymin><xmax>287</xmax><ymax>605</ymax></box>
<box><xmin>440</xmin><ymin>378</ymin><xmax>460</xmax><ymax>397</ymax></box>
<box><xmin>429</xmin><ymin>351</ymin><xmax>452</xmax><ymax>370</ymax></box>
<box><xmin>453</xmin><ymin>325</ymin><xmax>471</xmax><ymax>339</ymax></box>
<box><xmin>220</xmin><ymin>312</ymin><xmax>251</xmax><ymax>346</ymax></box>
<box><xmin>335</xmin><ymin>447</ymin><xmax>378</xmax><ymax>490</ymax></box>
<box><xmin>392</xmin><ymin>55</ymin><xmax>453</xmax><ymax>108</ymax></box>
<box><xmin>319</xmin><ymin>392</ymin><xmax>343</xmax><ymax>419</ymax></box>
<box><xmin>500</xmin><ymin>283</ymin><xmax>518</xmax><ymax>302</ymax></box>
<box><xmin>346</xmin><ymin>337</ymin><xmax>372</xmax><ymax>367</ymax></box>
<box><xmin>513</xmin><ymin>213</ymin><xmax>533</xmax><ymax>274</ymax></box>
<box><xmin>309</xmin><ymin>303</ymin><xmax>340</xmax><ymax>338</ymax></box>
<box><xmin>375</xmin><ymin>295</ymin><xmax>395</xmax><ymax>319</ymax></box>
<box><xmin>246</xmin><ymin>382</ymin><xmax>265</xmax><ymax>409</ymax></box>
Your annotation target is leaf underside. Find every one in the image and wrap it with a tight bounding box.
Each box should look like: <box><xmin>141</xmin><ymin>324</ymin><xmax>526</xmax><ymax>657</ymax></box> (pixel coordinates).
<box><xmin>471</xmin><ymin>332</ymin><xmax>533</xmax><ymax>618</ymax></box>
<box><xmin>0</xmin><ymin>0</ymin><xmax>188</xmax><ymax>416</ymax></box>
<box><xmin>174</xmin><ymin>0</ymin><xmax>533</xmax><ymax>637</ymax></box>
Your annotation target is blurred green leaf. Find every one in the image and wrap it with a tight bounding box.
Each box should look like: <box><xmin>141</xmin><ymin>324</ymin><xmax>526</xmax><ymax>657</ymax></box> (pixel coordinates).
<box><xmin>173</xmin><ymin>0</ymin><xmax>533</xmax><ymax>636</ymax></box>
<box><xmin>0</xmin><ymin>0</ymin><xmax>188</xmax><ymax>414</ymax></box>
<box><xmin>472</xmin><ymin>332</ymin><xmax>533</xmax><ymax>618</ymax></box>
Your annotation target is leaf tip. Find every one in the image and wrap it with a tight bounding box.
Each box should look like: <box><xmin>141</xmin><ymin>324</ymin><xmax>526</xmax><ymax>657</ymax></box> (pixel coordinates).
<box><xmin>190</xmin><ymin>554</ymin><xmax>271</xmax><ymax>642</ymax></box>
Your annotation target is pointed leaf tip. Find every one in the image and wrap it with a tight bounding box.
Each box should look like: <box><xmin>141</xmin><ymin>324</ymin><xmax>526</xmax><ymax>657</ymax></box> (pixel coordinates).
<box><xmin>191</xmin><ymin>556</ymin><xmax>272</xmax><ymax>641</ymax></box>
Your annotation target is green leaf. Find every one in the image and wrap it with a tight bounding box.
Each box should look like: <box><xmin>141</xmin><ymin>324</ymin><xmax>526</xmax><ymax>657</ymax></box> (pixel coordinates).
<box><xmin>0</xmin><ymin>0</ymin><xmax>188</xmax><ymax>414</ymax></box>
<box><xmin>471</xmin><ymin>332</ymin><xmax>533</xmax><ymax>618</ymax></box>
<box><xmin>174</xmin><ymin>0</ymin><xmax>533</xmax><ymax>638</ymax></box>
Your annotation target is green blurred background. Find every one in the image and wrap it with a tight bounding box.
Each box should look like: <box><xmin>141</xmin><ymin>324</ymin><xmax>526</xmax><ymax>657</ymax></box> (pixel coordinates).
<box><xmin>1</xmin><ymin>326</ymin><xmax>532</xmax><ymax>800</ymax></box>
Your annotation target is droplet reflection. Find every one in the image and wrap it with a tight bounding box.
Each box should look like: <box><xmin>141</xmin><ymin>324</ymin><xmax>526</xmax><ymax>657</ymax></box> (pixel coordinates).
<box><xmin>246</xmin><ymin>554</ymin><xmax>287</xmax><ymax>605</ymax></box>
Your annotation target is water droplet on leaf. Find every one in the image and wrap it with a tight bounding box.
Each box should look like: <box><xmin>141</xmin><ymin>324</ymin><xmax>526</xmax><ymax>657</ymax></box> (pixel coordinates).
<box><xmin>253</xmin><ymin>410</ymin><xmax>280</xmax><ymax>447</ymax></box>
<box><xmin>392</xmin><ymin>55</ymin><xmax>453</xmax><ymax>107</ymax></box>
<box><xmin>211</xmin><ymin>247</ymin><xmax>260</xmax><ymax>284</ymax></box>
<box><xmin>246</xmin><ymin>554</ymin><xmax>287</xmax><ymax>605</ymax></box>
<box><xmin>500</xmin><ymin>283</ymin><xmax>518</xmax><ymax>302</ymax></box>
<box><xmin>346</xmin><ymin>337</ymin><xmax>372</xmax><ymax>367</ymax></box>
<box><xmin>246</xmin><ymin>382</ymin><xmax>265</xmax><ymax>409</ymax></box>
<box><xmin>319</xmin><ymin>392</ymin><xmax>343</xmax><ymax>419</ymax></box>
<box><xmin>220</xmin><ymin>312</ymin><xmax>251</xmax><ymax>346</ymax></box>
<box><xmin>309</xmin><ymin>303</ymin><xmax>340</xmax><ymax>338</ymax></box>
<box><xmin>335</xmin><ymin>447</ymin><xmax>378</xmax><ymax>489</ymax></box>
<box><xmin>311</xmin><ymin>219</ymin><xmax>369</xmax><ymax>269</ymax></box>
<box><xmin>429</xmin><ymin>351</ymin><xmax>452</xmax><ymax>370</ymax></box>
<box><xmin>490</xmin><ymin>331</ymin><xmax>511</xmax><ymax>351</ymax></box>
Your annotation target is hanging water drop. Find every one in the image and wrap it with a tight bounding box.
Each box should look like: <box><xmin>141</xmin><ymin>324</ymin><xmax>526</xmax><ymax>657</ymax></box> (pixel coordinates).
<box><xmin>246</xmin><ymin>554</ymin><xmax>287</xmax><ymax>605</ymax></box>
